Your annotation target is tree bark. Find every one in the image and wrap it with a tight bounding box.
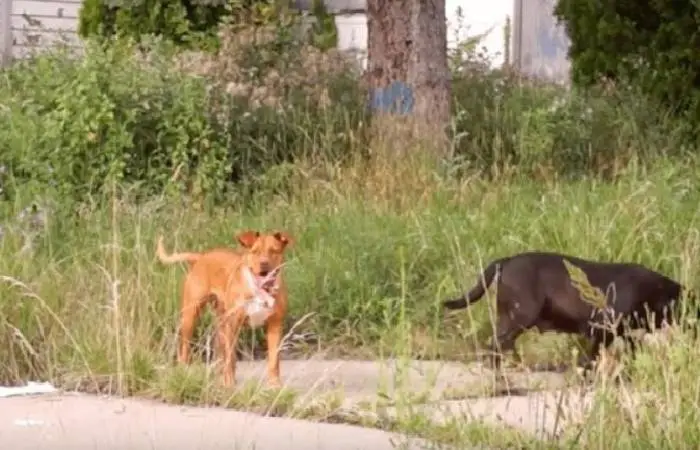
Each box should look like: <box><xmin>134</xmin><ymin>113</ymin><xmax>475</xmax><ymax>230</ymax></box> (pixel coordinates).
<box><xmin>367</xmin><ymin>0</ymin><xmax>450</xmax><ymax>154</ymax></box>
<box><xmin>366</xmin><ymin>0</ymin><xmax>411</xmax><ymax>90</ymax></box>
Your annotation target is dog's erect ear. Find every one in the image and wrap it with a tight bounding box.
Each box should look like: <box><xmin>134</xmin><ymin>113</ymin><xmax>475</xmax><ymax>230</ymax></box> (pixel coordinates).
<box><xmin>237</xmin><ymin>230</ymin><xmax>260</xmax><ymax>248</ymax></box>
<box><xmin>273</xmin><ymin>231</ymin><xmax>294</xmax><ymax>249</ymax></box>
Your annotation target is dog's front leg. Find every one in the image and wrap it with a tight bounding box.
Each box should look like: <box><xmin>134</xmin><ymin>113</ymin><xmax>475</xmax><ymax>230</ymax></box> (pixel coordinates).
<box><xmin>219</xmin><ymin>308</ymin><xmax>246</xmax><ymax>387</ymax></box>
<box><xmin>265</xmin><ymin>316</ymin><xmax>283</xmax><ymax>388</ymax></box>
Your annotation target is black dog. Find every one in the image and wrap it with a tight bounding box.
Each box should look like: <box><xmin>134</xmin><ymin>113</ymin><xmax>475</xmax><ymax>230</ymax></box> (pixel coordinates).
<box><xmin>444</xmin><ymin>251</ymin><xmax>688</xmax><ymax>370</ymax></box>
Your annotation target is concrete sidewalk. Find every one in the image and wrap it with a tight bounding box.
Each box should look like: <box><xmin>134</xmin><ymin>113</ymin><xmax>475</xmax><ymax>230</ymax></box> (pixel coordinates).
<box><xmin>1</xmin><ymin>393</ymin><xmax>430</xmax><ymax>450</ymax></box>
<box><xmin>0</xmin><ymin>359</ymin><xmax>587</xmax><ymax>449</ymax></box>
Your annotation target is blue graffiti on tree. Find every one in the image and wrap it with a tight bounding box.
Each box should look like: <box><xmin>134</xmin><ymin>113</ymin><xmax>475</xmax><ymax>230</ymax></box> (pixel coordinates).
<box><xmin>370</xmin><ymin>80</ymin><xmax>415</xmax><ymax>115</ymax></box>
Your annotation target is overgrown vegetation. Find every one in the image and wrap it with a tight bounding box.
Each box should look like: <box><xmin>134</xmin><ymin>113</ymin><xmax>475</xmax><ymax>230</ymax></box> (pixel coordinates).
<box><xmin>78</xmin><ymin>0</ymin><xmax>339</xmax><ymax>52</ymax></box>
<box><xmin>555</xmin><ymin>0</ymin><xmax>700</xmax><ymax>132</ymax></box>
<box><xmin>2</xmin><ymin>12</ymin><xmax>700</xmax><ymax>449</ymax></box>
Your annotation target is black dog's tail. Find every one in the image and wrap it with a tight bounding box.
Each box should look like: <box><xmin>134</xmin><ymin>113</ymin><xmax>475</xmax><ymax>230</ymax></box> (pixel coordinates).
<box><xmin>443</xmin><ymin>258</ymin><xmax>506</xmax><ymax>310</ymax></box>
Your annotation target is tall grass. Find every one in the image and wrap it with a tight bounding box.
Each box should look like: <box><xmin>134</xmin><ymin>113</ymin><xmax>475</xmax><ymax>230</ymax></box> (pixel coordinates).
<box><xmin>1</xmin><ymin>21</ymin><xmax>699</xmax><ymax>449</ymax></box>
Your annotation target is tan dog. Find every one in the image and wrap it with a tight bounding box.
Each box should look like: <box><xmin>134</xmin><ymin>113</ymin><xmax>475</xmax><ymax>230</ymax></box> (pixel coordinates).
<box><xmin>156</xmin><ymin>230</ymin><xmax>293</xmax><ymax>387</ymax></box>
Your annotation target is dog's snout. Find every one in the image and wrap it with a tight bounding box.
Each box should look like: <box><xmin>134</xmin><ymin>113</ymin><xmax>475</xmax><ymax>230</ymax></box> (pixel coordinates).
<box><xmin>259</xmin><ymin>260</ymin><xmax>271</xmax><ymax>275</ymax></box>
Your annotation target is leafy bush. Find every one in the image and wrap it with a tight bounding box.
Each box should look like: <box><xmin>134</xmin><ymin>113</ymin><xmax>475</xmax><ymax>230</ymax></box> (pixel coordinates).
<box><xmin>448</xmin><ymin>49</ymin><xmax>689</xmax><ymax>179</ymax></box>
<box><xmin>308</xmin><ymin>0</ymin><xmax>338</xmax><ymax>51</ymax></box>
<box><xmin>554</xmin><ymin>0</ymin><xmax>700</xmax><ymax>130</ymax></box>
<box><xmin>78</xmin><ymin>0</ymin><xmax>229</xmax><ymax>49</ymax></box>
<box><xmin>0</xmin><ymin>23</ymin><xmax>367</xmax><ymax>205</ymax></box>
<box><xmin>175</xmin><ymin>22</ymin><xmax>367</xmax><ymax>188</ymax></box>
<box><xmin>79</xmin><ymin>0</ymin><xmax>339</xmax><ymax>53</ymax></box>
<box><xmin>0</xmin><ymin>37</ymin><xmax>227</xmax><ymax>202</ymax></box>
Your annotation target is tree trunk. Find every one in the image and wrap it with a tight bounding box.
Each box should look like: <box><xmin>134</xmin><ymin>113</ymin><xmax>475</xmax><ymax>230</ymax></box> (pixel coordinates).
<box><xmin>366</xmin><ymin>0</ymin><xmax>411</xmax><ymax>92</ymax></box>
<box><xmin>367</xmin><ymin>0</ymin><xmax>450</xmax><ymax>154</ymax></box>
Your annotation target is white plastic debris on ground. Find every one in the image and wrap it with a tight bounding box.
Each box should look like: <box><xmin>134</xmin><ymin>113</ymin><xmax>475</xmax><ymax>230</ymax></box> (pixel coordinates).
<box><xmin>13</xmin><ymin>419</ymin><xmax>45</xmax><ymax>427</ymax></box>
<box><xmin>0</xmin><ymin>381</ymin><xmax>57</xmax><ymax>398</ymax></box>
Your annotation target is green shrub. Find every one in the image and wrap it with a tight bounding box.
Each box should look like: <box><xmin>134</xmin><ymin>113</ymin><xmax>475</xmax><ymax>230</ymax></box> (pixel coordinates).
<box><xmin>184</xmin><ymin>23</ymin><xmax>367</xmax><ymax>188</ymax></box>
<box><xmin>554</xmin><ymin>0</ymin><xmax>700</xmax><ymax>131</ymax></box>
<box><xmin>77</xmin><ymin>0</ymin><xmax>299</xmax><ymax>51</ymax></box>
<box><xmin>78</xmin><ymin>0</ymin><xmax>334</xmax><ymax>53</ymax></box>
<box><xmin>0</xmin><ymin>37</ymin><xmax>227</xmax><ymax>202</ymax></box>
<box><xmin>448</xmin><ymin>49</ymin><xmax>689</xmax><ymax>179</ymax></box>
<box><xmin>309</xmin><ymin>0</ymin><xmax>338</xmax><ymax>51</ymax></box>
<box><xmin>78</xmin><ymin>0</ymin><xmax>230</xmax><ymax>49</ymax></box>
<box><xmin>0</xmin><ymin>23</ymin><xmax>367</xmax><ymax>206</ymax></box>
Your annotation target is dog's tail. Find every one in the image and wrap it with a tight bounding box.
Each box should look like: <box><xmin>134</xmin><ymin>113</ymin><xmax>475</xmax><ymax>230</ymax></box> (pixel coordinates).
<box><xmin>443</xmin><ymin>258</ymin><xmax>506</xmax><ymax>310</ymax></box>
<box><xmin>156</xmin><ymin>236</ymin><xmax>201</xmax><ymax>265</ymax></box>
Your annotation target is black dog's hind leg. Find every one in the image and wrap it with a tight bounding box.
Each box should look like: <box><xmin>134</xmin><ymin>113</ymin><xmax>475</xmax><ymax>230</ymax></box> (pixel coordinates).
<box><xmin>488</xmin><ymin>316</ymin><xmax>522</xmax><ymax>371</ymax></box>
<box><xmin>488</xmin><ymin>306</ymin><xmax>541</xmax><ymax>371</ymax></box>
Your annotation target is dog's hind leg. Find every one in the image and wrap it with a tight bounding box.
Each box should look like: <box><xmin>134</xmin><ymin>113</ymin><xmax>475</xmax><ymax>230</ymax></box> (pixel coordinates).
<box><xmin>178</xmin><ymin>302</ymin><xmax>203</xmax><ymax>365</ymax></box>
<box><xmin>178</xmin><ymin>276</ymin><xmax>208</xmax><ymax>365</ymax></box>
<box><xmin>485</xmin><ymin>286</ymin><xmax>545</xmax><ymax>371</ymax></box>
<box><xmin>488</xmin><ymin>311</ymin><xmax>540</xmax><ymax>371</ymax></box>
<box><xmin>487</xmin><ymin>319</ymin><xmax>521</xmax><ymax>371</ymax></box>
